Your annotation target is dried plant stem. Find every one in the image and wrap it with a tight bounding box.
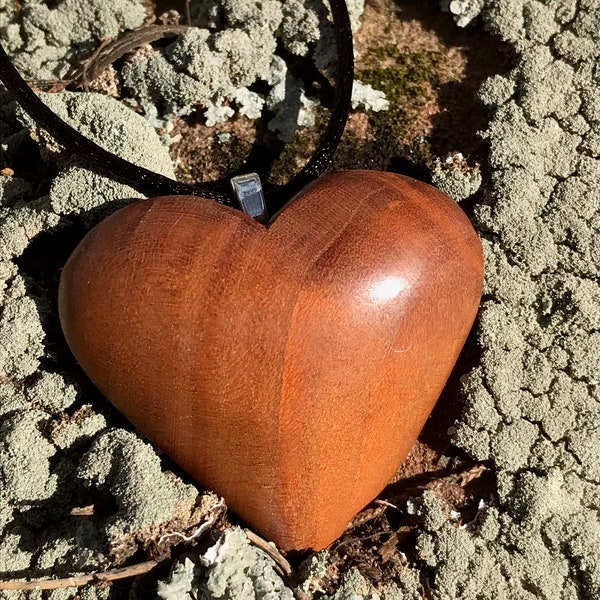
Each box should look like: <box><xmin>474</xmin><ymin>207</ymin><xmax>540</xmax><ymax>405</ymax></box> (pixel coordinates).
<box><xmin>244</xmin><ymin>529</ymin><xmax>293</xmax><ymax>577</ymax></box>
<box><xmin>0</xmin><ymin>560</ymin><xmax>158</xmax><ymax>591</ymax></box>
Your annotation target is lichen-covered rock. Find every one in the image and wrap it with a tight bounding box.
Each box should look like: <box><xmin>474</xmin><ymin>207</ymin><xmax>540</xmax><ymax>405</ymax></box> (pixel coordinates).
<box><xmin>0</xmin><ymin>410</ymin><xmax>57</xmax><ymax>503</ymax></box>
<box><xmin>158</xmin><ymin>527</ymin><xmax>295</xmax><ymax>600</ymax></box>
<box><xmin>77</xmin><ymin>428</ymin><xmax>178</xmax><ymax>534</ymax></box>
<box><xmin>448</xmin><ymin>0</ymin><xmax>600</xmax><ymax>597</ymax></box>
<box><xmin>0</xmin><ymin>275</ymin><xmax>45</xmax><ymax>379</ymax></box>
<box><xmin>0</xmin><ymin>0</ymin><xmax>146</xmax><ymax>79</ymax></box>
<box><xmin>16</xmin><ymin>91</ymin><xmax>176</xmax><ymax>220</ymax></box>
<box><xmin>26</xmin><ymin>371</ymin><xmax>78</xmax><ymax>414</ymax></box>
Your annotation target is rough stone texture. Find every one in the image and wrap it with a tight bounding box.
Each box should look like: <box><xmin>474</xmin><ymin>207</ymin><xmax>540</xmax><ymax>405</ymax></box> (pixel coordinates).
<box><xmin>120</xmin><ymin>0</ymin><xmax>375</xmax><ymax>137</ymax></box>
<box><xmin>16</xmin><ymin>91</ymin><xmax>176</xmax><ymax>222</ymax></box>
<box><xmin>157</xmin><ymin>528</ymin><xmax>295</xmax><ymax>600</ymax></box>
<box><xmin>0</xmin><ymin>276</ymin><xmax>45</xmax><ymax>380</ymax></box>
<box><xmin>0</xmin><ymin>0</ymin><xmax>599</xmax><ymax>598</ymax></box>
<box><xmin>0</xmin><ymin>0</ymin><xmax>146</xmax><ymax>79</ymax></box>
<box><xmin>421</xmin><ymin>1</ymin><xmax>600</xmax><ymax>598</ymax></box>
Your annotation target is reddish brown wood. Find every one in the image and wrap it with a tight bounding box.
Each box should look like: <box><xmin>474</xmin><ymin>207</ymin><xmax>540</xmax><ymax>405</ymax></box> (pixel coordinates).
<box><xmin>58</xmin><ymin>170</ymin><xmax>483</xmax><ymax>550</ymax></box>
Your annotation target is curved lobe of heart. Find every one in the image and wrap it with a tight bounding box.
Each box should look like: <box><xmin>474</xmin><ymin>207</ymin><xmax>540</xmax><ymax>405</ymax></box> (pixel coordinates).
<box><xmin>59</xmin><ymin>170</ymin><xmax>484</xmax><ymax>550</ymax></box>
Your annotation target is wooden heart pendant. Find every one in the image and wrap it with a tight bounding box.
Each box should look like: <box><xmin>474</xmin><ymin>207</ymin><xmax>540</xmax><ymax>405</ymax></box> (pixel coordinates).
<box><xmin>58</xmin><ymin>170</ymin><xmax>483</xmax><ymax>550</ymax></box>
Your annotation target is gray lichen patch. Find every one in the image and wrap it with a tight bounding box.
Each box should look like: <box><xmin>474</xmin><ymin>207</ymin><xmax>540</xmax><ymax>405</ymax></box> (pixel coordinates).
<box><xmin>0</xmin><ymin>197</ymin><xmax>61</xmax><ymax>261</ymax></box>
<box><xmin>158</xmin><ymin>527</ymin><xmax>295</xmax><ymax>600</ymax></box>
<box><xmin>0</xmin><ymin>275</ymin><xmax>45</xmax><ymax>380</ymax></box>
<box><xmin>442</xmin><ymin>0</ymin><xmax>600</xmax><ymax>596</ymax></box>
<box><xmin>77</xmin><ymin>429</ymin><xmax>178</xmax><ymax>534</ymax></box>
<box><xmin>0</xmin><ymin>1</ymin><xmax>599</xmax><ymax>598</ymax></box>
<box><xmin>0</xmin><ymin>173</ymin><xmax>37</xmax><ymax>208</ymax></box>
<box><xmin>0</xmin><ymin>382</ymin><xmax>27</xmax><ymax>419</ymax></box>
<box><xmin>120</xmin><ymin>2</ymin><xmax>290</xmax><ymax>127</ymax></box>
<box><xmin>0</xmin><ymin>0</ymin><xmax>146</xmax><ymax>79</ymax></box>
<box><xmin>0</xmin><ymin>529</ymin><xmax>35</xmax><ymax>576</ymax></box>
<box><xmin>201</xmin><ymin>528</ymin><xmax>295</xmax><ymax>600</ymax></box>
<box><xmin>431</xmin><ymin>153</ymin><xmax>482</xmax><ymax>201</ymax></box>
<box><xmin>16</xmin><ymin>91</ymin><xmax>176</xmax><ymax>220</ymax></box>
<box><xmin>26</xmin><ymin>371</ymin><xmax>78</xmax><ymax>414</ymax></box>
<box><xmin>50</xmin><ymin>406</ymin><xmax>108</xmax><ymax>450</ymax></box>
<box><xmin>119</xmin><ymin>0</ymin><xmax>375</xmax><ymax>138</ymax></box>
<box><xmin>0</xmin><ymin>410</ymin><xmax>57</xmax><ymax>503</ymax></box>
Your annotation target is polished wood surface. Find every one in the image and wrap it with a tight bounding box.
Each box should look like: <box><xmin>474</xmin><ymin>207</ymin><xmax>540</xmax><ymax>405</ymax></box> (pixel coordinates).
<box><xmin>59</xmin><ymin>170</ymin><xmax>483</xmax><ymax>550</ymax></box>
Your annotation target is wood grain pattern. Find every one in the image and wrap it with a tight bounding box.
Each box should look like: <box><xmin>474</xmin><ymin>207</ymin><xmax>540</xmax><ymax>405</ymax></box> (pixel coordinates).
<box><xmin>58</xmin><ymin>170</ymin><xmax>483</xmax><ymax>550</ymax></box>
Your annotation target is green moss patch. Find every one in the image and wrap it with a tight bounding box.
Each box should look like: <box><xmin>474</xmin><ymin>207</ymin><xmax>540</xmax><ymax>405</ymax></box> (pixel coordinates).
<box><xmin>360</xmin><ymin>49</ymin><xmax>443</xmax><ymax>153</ymax></box>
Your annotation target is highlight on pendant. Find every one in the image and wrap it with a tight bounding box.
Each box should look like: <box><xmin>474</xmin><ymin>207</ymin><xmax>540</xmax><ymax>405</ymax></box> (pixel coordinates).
<box><xmin>368</xmin><ymin>276</ymin><xmax>409</xmax><ymax>302</ymax></box>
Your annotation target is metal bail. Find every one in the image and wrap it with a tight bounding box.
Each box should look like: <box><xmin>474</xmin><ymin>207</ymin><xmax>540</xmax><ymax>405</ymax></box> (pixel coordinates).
<box><xmin>230</xmin><ymin>173</ymin><xmax>268</xmax><ymax>223</ymax></box>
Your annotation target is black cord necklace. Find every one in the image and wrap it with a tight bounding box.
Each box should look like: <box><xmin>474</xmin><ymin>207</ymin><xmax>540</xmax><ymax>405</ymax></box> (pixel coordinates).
<box><xmin>0</xmin><ymin>0</ymin><xmax>354</xmax><ymax>218</ymax></box>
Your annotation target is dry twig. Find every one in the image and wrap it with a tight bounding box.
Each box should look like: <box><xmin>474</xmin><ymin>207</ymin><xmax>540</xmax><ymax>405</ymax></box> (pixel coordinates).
<box><xmin>0</xmin><ymin>561</ymin><xmax>158</xmax><ymax>591</ymax></box>
<box><xmin>69</xmin><ymin>24</ymin><xmax>190</xmax><ymax>90</ymax></box>
<box><xmin>244</xmin><ymin>529</ymin><xmax>293</xmax><ymax>578</ymax></box>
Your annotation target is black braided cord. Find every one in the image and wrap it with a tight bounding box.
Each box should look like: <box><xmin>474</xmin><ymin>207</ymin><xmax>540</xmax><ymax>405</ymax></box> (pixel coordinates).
<box><xmin>0</xmin><ymin>0</ymin><xmax>354</xmax><ymax>213</ymax></box>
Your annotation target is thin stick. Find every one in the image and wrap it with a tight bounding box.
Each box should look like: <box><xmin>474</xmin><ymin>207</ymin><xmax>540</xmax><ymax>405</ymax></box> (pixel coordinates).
<box><xmin>0</xmin><ymin>560</ymin><xmax>158</xmax><ymax>591</ymax></box>
<box><xmin>69</xmin><ymin>24</ymin><xmax>190</xmax><ymax>90</ymax></box>
<box><xmin>244</xmin><ymin>529</ymin><xmax>293</xmax><ymax>577</ymax></box>
<box><xmin>374</xmin><ymin>498</ymin><xmax>401</xmax><ymax>511</ymax></box>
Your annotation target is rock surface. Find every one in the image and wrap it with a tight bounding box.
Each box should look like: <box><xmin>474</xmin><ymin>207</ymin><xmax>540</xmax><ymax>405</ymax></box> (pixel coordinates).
<box><xmin>0</xmin><ymin>0</ymin><xmax>598</xmax><ymax>598</ymax></box>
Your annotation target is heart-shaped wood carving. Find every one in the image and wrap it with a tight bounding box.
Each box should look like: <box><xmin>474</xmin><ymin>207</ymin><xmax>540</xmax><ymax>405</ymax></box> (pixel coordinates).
<box><xmin>59</xmin><ymin>170</ymin><xmax>483</xmax><ymax>550</ymax></box>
